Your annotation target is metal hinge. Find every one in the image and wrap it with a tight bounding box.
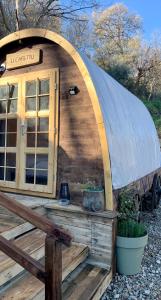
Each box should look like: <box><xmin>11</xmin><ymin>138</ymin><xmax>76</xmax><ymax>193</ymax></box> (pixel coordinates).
<box><xmin>54</xmin><ymin>83</ymin><xmax>57</xmax><ymax>90</ymax></box>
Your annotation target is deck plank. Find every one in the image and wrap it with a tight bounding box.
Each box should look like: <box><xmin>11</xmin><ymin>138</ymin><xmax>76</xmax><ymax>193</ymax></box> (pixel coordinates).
<box><xmin>0</xmin><ymin>242</ymin><xmax>89</xmax><ymax>299</ymax></box>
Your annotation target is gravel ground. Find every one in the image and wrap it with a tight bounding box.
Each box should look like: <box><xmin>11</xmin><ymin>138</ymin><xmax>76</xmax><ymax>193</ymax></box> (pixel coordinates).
<box><xmin>102</xmin><ymin>205</ymin><xmax>161</xmax><ymax>300</ymax></box>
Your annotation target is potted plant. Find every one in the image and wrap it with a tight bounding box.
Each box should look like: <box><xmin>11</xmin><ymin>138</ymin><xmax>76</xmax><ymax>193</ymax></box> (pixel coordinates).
<box><xmin>116</xmin><ymin>188</ymin><xmax>148</xmax><ymax>275</ymax></box>
<box><xmin>82</xmin><ymin>183</ymin><xmax>104</xmax><ymax>212</ymax></box>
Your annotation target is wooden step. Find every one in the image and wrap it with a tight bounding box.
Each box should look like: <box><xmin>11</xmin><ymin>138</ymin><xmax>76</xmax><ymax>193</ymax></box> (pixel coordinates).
<box><xmin>0</xmin><ymin>229</ymin><xmax>45</xmax><ymax>287</ymax></box>
<box><xmin>0</xmin><ymin>263</ymin><xmax>112</xmax><ymax>300</ymax></box>
<box><xmin>62</xmin><ymin>243</ymin><xmax>89</xmax><ymax>281</ymax></box>
<box><xmin>62</xmin><ymin>263</ymin><xmax>112</xmax><ymax>300</ymax></box>
<box><xmin>0</xmin><ymin>204</ymin><xmax>46</xmax><ymax>240</ymax></box>
<box><xmin>0</xmin><ymin>229</ymin><xmax>89</xmax><ymax>292</ymax></box>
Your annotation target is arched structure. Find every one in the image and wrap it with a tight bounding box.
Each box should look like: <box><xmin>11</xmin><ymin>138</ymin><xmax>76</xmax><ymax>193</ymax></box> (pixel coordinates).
<box><xmin>0</xmin><ymin>29</ymin><xmax>160</xmax><ymax>211</ymax></box>
<box><xmin>0</xmin><ymin>29</ymin><xmax>113</xmax><ymax>210</ymax></box>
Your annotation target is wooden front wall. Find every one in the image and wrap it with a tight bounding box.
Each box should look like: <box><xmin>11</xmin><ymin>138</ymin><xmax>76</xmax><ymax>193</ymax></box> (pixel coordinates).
<box><xmin>46</xmin><ymin>205</ymin><xmax>114</xmax><ymax>269</ymax></box>
<box><xmin>0</xmin><ymin>38</ymin><xmax>104</xmax><ymax>204</ymax></box>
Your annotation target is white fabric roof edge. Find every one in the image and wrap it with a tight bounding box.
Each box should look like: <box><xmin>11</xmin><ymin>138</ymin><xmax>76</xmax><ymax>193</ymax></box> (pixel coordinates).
<box><xmin>79</xmin><ymin>52</ymin><xmax>161</xmax><ymax>189</ymax></box>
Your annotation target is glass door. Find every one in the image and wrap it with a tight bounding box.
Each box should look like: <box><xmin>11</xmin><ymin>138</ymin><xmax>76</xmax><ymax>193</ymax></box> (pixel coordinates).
<box><xmin>0</xmin><ymin>80</ymin><xmax>20</xmax><ymax>188</ymax></box>
<box><xmin>19</xmin><ymin>69</ymin><xmax>58</xmax><ymax>193</ymax></box>
<box><xmin>0</xmin><ymin>69</ymin><xmax>58</xmax><ymax>196</ymax></box>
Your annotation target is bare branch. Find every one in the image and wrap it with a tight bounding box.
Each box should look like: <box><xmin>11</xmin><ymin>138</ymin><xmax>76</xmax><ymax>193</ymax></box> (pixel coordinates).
<box><xmin>0</xmin><ymin>0</ymin><xmax>11</xmax><ymax>32</ymax></box>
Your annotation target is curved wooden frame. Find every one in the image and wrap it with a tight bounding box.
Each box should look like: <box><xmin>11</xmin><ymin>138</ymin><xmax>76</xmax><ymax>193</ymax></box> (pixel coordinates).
<box><xmin>0</xmin><ymin>28</ymin><xmax>113</xmax><ymax>211</ymax></box>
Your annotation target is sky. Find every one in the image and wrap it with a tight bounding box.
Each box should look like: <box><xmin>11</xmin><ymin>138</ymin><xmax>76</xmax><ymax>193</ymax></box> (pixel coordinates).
<box><xmin>104</xmin><ymin>0</ymin><xmax>161</xmax><ymax>40</ymax></box>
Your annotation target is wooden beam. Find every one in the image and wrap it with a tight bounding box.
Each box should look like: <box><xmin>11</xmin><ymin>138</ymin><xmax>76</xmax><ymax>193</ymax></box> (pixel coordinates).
<box><xmin>0</xmin><ymin>235</ymin><xmax>45</xmax><ymax>283</ymax></box>
<box><xmin>0</xmin><ymin>192</ymin><xmax>71</xmax><ymax>246</ymax></box>
<box><xmin>45</xmin><ymin>235</ymin><xmax>62</xmax><ymax>300</ymax></box>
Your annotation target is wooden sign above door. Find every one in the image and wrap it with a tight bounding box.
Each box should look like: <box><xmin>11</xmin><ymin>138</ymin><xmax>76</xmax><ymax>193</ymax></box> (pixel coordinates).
<box><xmin>6</xmin><ymin>49</ymin><xmax>40</xmax><ymax>70</ymax></box>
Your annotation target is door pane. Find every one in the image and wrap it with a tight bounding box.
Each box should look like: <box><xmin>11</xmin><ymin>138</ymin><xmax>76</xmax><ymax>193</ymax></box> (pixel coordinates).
<box><xmin>39</xmin><ymin>79</ymin><xmax>49</xmax><ymax>94</ymax></box>
<box><xmin>6</xmin><ymin>168</ymin><xmax>15</xmax><ymax>181</ymax></box>
<box><xmin>26</xmin><ymin>154</ymin><xmax>35</xmax><ymax>168</ymax></box>
<box><xmin>0</xmin><ymin>82</ymin><xmax>18</xmax><ymax>187</ymax></box>
<box><xmin>0</xmin><ymin>120</ymin><xmax>5</xmax><ymax>132</ymax></box>
<box><xmin>37</xmin><ymin>133</ymin><xmax>48</xmax><ymax>147</ymax></box>
<box><xmin>27</xmin><ymin>133</ymin><xmax>35</xmax><ymax>147</ymax></box>
<box><xmin>7</xmin><ymin>100</ymin><xmax>17</xmax><ymax>113</ymax></box>
<box><xmin>26</xmin><ymin>81</ymin><xmax>36</xmax><ymax>96</ymax></box>
<box><xmin>26</xmin><ymin>97</ymin><xmax>36</xmax><ymax>111</ymax></box>
<box><xmin>0</xmin><ymin>86</ymin><xmax>7</xmax><ymax>99</ymax></box>
<box><xmin>0</xmin><ymin>153</ymin><xmax>4</xmax><ymax>166</ymax></box>
<box><xmin>36</xmin><ymin>154</ymin><xmax>48</xmax><ymax>169</ymax></box>
<box><xmin>6</xmin><ymin>153</ymin><xmax>16</xmax><ymax>167</ymax></box>
<box><xmin>7</xmin><ymin>133</ymin><xmax>16</xmax><ymax>147</ymax></box>
<box><xmin>9</xmin><ymin>84</ymin><xmax>18</xmax><ymax>98</ymax></box>
<box><xmin>27</xmin><ymin>118</ymin><xmax>36</xmax><ymax>132</ymax></box>
<box><xmin>0</xmin><ymin>101</ymin><xmax>6</xmax><ymax>113</ymax></box>
<box><xmin>39</xmin><ymin>96</ymin><xmax>49</xmax><ymax>110</ymax></box>
<box><xmin>0</xmin><ymin>134</ymin><xmax>5</xmax><ymax>146</ymax></box>
<box><xmin>26</xmin><ymin>169</ymin><xmax>34</xmax><ymax>184</ymax></box>
<box><xmin>0</xmin><ymin>167</ymin><xmax>4</xmax><ymax>180</ymax></box>
<box><xmin>36</xmin><ymin>170</ymin><xmax>47</xmax><ymax>185</ymax></box>
<box><xmin>7</xmin><ymin>119</ymin><xmax>17</xmax><ymax>132</ymax></box>
<box><xmin>37</xmin><ymin>118</ymin><xmax>48</xmax><ymax>132</ymax></box>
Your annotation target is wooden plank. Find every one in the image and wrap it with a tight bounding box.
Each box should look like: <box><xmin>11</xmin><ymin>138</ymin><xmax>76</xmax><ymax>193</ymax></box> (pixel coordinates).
<box><xmin>0</xmin><ymin>192</ymin><xmax>71</xmax><ymax>246</ymax></box>
<box><xmin>0</xmin><ymin>203</ymin><xmax>46</xmax><ymax>239</ymax></box>
<box><xmin>62</xmin><ymin>244</ymin><xmax>89</xmax><ymax>280</ymax></box>
<box><xmin>0</xmin><ymin>230</ymin><xmax>45</xmax><ymax>270</ymax></box>
<box><xmin>45</xmin><ymin>236</ymin><xmax>62</xmax><ymax>300</ymax></box>
<box><xmin>0</xmin><ymin>231</ymin><xmax>88</xmax><ymax>289</ymax></box>
<box><xmin>48</xmin><ymin>213</ymin><xmax>91</xmax><ymax>229</ymax></box>
<box><xmin>1</xmin><ymin>222</ymin><xmax>35</xmax><ymax>239</ymax></box>
<box><xmin>0</xmin><ymin>273</ymin><xmax>44</xmax><ymax>300</ymax></box>
<box><xmin>62</xmin><ymin>264</ymin><xmax>109</xmax><ymax>300</ymax></box>
<box><xmin>48</xmin><ymin>221</ymin><xmax>91</xmax><ymax>246</ymax></box>
<box><xmin>0</xmin><ymin>264</ymin><xmax>111</xmax><ymax>300</ymax></box>
<box><xmin>0</xmin><ymin>246</ymin><xmax>44</xmax><ymax>287</ymax></box>
<box><xmin>0</xmin><ymin>243</ymin><xmax>89</xmax><ymax>300</ymax></box>
<box><xmin>0</xmin><ymin>229</ymin><xmax>45</xmax><ymax>286</ymax></box>
<box><xmin>92</xmin><ymin>269</ymin><xmax>112</xmax><ymax>300</ymax></box>
<box><xmin>111</xmin><ymin>218</ymin><xmax>117</xmax><ymax>274</ymax></box>
<box><xmin>46</xmin><ymin>203</ymin><xmax>117</xmax><ymax>221</ymax></box>
<box><xmin>48</xmin><ymin>207</ymin><xmax>113</xmax><ymax>268</ymax></box>
<box><xmin>0</xmin><ymin>235</ymin><xmax>45</xmax><ymax>283</ymax></box>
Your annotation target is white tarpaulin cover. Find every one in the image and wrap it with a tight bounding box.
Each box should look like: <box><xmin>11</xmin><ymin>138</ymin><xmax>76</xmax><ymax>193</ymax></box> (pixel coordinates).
<box><xmin>80</xmin><ymin>53</ymin><xmax>161</xmax><ymax>189</ymax></box>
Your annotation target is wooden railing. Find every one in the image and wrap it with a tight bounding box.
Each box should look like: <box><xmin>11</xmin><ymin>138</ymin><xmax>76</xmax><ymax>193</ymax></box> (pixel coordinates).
<box><xmin>0</xmin><ymin>192</ymin><xmax>72</xmax><ymax>300</ymax></box>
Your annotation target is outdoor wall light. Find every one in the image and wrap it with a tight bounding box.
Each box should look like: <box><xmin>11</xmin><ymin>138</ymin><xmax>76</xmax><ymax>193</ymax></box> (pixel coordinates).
<box><xmin>0</xmin><ymin>63</ymin><xmax>6</xmax><ymax>73</ymax></box>
<box><xmin>69</xmin><ymin>86</ymin><xmax>79</xmax><ymax>95</ymax></box>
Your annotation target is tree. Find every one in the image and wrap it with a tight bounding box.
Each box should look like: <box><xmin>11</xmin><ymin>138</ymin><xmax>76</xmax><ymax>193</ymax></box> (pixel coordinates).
<box><xmin>0</xmin><ymin>0</ymin><xmax>98</xmax><ymax>37</ymax></box>
<box><xmin>93</xmin><ymin>3</ymin><xmax>142</xmax><ymax>66</ymax></box>
<box><xmin>93</xmin><ymin>4</ymin><xmax>161</xmax><ymax>101</ymax></box>
<box><xmin>64</xmin><ymin>16</ymin><xmax>91</xmax><ymax>54</ymax></box>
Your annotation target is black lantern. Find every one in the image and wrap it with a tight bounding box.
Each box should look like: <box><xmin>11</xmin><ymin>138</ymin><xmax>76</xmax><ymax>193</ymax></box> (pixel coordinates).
<box><xmin>59</xmin><ymin>183</ymin><xmax>70</xmax><ymax>205</ymax></box>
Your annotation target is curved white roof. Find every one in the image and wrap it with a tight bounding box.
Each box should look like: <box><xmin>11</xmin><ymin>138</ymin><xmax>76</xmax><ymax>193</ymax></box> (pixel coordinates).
<box><xmin>80</xmin><ymin>53</ymin><xmax>161</xmax><ymax>189</ymax></box>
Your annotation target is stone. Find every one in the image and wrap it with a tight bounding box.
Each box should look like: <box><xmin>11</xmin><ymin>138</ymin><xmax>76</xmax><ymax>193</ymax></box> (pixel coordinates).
<box><xmin>144</xmin><ymin>290</ymin><xmax>150</xmax><ymax>295</ymax></box>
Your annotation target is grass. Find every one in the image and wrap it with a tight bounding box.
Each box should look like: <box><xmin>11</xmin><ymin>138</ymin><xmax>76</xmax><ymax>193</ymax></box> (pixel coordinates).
<box><xmin>117</xmin><ymin>219</ymin><xmax>147</xmax><ymax>238</ymax></box>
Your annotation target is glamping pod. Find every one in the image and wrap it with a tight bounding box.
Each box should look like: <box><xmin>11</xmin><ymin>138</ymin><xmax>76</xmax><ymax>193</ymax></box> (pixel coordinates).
<box><xmin>0</xmin><ymin>29</ymin><xmax>161</xmax><ymax>299</ymax></box>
